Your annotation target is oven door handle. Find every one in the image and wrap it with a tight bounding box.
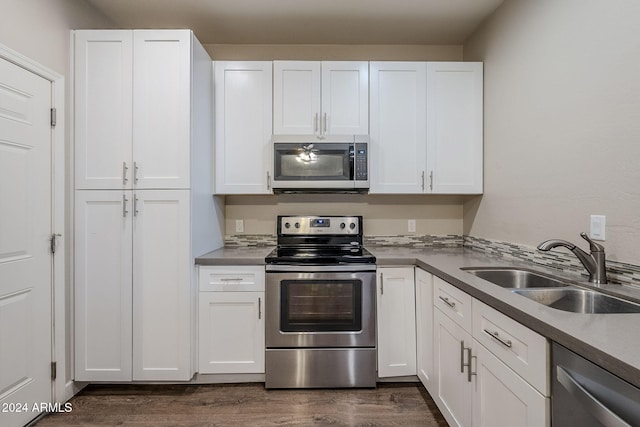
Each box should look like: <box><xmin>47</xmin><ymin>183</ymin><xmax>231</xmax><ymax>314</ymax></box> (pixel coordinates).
<box><xmin>266</xmin><ymin>264</ymin><xmax>376</xmax><ymax>273</ymax></box>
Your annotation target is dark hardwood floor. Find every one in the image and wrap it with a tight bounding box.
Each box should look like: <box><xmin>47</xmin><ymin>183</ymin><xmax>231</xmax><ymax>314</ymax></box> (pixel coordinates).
<box><xmin>34</xmin><ymin>383</ymin><xmax>448</xmax><ymax>426</ymax></box>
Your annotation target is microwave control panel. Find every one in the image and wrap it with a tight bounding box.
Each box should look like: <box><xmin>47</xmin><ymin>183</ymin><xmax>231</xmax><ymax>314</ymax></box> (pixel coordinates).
<box><xmin>354</xmin><ymin>143</ymin><xmax>368</xmax><ymax>181</ymax></box>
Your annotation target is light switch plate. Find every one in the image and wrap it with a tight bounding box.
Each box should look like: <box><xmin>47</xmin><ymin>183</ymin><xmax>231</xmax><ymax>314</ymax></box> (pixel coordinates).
<box><xmin>590</xmin><ymin>215</ymin><xmax>606</xmax><ymax>240</ymax></box>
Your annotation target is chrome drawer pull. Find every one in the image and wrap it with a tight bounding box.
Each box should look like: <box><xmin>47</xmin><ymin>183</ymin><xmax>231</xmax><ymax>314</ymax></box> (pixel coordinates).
<box><xmin>219</xmin><ymin>277</ymin><xmax>245</xmax><ymax>282</ymax></box>
<box><xmin>439</xmin><ymin>295</ymin><xmax>456</xmax><ymax>309</ymax></box>
<box><xmin>483</xmin><ymin>329</ymin><xmax>513</xmax><ymax>348</ymax></box>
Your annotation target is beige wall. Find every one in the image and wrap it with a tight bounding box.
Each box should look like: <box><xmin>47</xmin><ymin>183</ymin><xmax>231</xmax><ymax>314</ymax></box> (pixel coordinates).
<box><xmin>225</xmin><ymin>195</ymin><xmax>466</xmax><ymax>236</ymax></box>
<box><xmin>205</xmin><ymin>44</ymin><xmax>462</xmax><ymax>61</ymax></box>
<box><xmin>463</xmin><ymin>0</ymin><xmax>640</xmax><ymax>265</ymax></box>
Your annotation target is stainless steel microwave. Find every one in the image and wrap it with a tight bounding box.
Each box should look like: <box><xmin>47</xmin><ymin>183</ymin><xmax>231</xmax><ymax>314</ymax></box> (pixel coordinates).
<box><xmin>272</xmin><ymin>135</ymin><xmax>369</xmax><ymax>192</ymax></box>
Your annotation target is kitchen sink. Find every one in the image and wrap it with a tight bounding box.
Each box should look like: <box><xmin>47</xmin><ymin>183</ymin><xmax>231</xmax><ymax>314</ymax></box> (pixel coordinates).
<box><xmin>512</xmin><ymin>288</ymin><xmax>640</xmax><ymax>314</ymax></box>
<box><xmin>462</xmin><ymin>267</ymin><xmax>570</xmax><ymax>289</ymax></box>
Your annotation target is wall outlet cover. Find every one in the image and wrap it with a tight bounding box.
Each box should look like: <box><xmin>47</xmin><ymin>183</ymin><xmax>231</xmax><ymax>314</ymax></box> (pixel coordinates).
<box><xmin>590</xmin><ymin>215</ymin><xmax>606</xmax><ymax>241</ymax></box>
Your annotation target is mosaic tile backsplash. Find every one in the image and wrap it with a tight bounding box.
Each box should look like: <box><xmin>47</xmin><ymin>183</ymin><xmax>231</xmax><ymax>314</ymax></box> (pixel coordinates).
<box><xmin>225</xmin><ymin>234</ymin><xmax>640</xmax><ymax>286</ymax></box>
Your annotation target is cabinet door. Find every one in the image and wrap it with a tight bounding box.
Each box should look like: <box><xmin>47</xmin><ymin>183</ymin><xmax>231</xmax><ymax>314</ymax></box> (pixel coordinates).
<box><xmin>74</xmin><ymin>190</ymin><xmax>132</xmax><ymax>381</ymax></box>
<box><xmin>369</xmin><ymin>62</ymin><xmax>427</xmax><ymax>193</ymax></box>
<box><xmin>74</xmin><ymin>30</ymin><xmax>133</xmax><ymax>190</ymax></box>
<box><xmin>377</xmin><ymin>267</ymin><xmax>417</xmax><ymax>378</ymax></box>
<box><xmin>273</xmin><ymin>61</ymin><xmax>321</xmax><ymax>135</ymax></box>
<box><xmin>426</xmin><ymin>62</ymin><xmax>483</xmax><ymax>194</ymax></box>
<box><xmin>198</xmin><ymin>291</ymin><xmax>265</xmax><ymax>374</ymax></box>
<box><xmin>321</xmin><ymin>61</ymin><xmax>369</xmax><ymax>135</ymax></box>
<box><xmin>473</xmin><ymin>344</ymin><xmax>548</xmax><ymax>427</ymax></box>
<box><xmin>132</xmin><ymin>190</ymin><xmax>191</xmax><ymax>380</ymax></box>
<box><xmin>433</xmin><ymin>308</ymin><xmax>473</xmax><ymax>427</ymax></box>
<box><xmin>133</xmin><ymin>30</ymin><xmax>191</xmax><ymax>189</ymax></box>
<box><xmin>415</xmin><ymin>268</ymin><xmax>434</xmax><ymax>392</ymax></box>
<box><xmin>214</xmin><ymin>61</ymin><xmax>273</xmax><ymax>194</ymax></box>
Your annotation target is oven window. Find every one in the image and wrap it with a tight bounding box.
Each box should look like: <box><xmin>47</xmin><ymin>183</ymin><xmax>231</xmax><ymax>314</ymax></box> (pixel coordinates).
<box><xmin>280</xmin><ymin>279</ymin><xmax>362</xmax><ymax>332</ymax></box>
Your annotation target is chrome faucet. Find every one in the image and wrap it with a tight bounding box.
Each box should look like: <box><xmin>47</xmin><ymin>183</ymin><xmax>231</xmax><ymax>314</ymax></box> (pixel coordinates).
<box><xmin>537</xmin><ymin>232</ymin><xmax>607</xmax><ymax>284</ymax></box>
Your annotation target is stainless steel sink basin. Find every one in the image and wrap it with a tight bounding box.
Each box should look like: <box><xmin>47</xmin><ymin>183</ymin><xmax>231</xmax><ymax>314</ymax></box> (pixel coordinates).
<box><xmin>462</xmin><ymin>267</ymin><xmax>570</xmax><ymax>289</ymax></box>
<box><xmin>512</xmin><ymin>288</ymin><xmax>640</xmax><ymax>314</ymax></box>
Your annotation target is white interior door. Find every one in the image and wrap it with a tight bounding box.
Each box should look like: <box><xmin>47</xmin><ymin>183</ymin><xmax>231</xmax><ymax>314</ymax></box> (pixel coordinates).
<box><xmin>0</xmin><ymin>57</ymin><xmax>53</xmax><ymax>427</ymax></box>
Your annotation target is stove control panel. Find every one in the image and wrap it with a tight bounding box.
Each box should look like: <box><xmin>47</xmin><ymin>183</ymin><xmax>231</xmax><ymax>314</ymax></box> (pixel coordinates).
<box><xmin>279</xmin><ymin>216</ymin><xmax>360</xmax><ymax>235</ymax></box>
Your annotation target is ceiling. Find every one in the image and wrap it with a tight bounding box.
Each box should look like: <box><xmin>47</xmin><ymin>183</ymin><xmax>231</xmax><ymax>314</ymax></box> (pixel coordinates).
<box><xmin>85</xmin><ymin>0</ymin><xmax>505</xmax><ymax>45</ymax></box>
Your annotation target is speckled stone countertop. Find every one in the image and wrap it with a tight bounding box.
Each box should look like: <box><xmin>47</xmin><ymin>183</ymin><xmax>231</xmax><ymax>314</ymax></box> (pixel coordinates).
<box><xmin>196</xmin><ymin>245</ymin><xmax>640</xmax><ymax>388</ymax></box>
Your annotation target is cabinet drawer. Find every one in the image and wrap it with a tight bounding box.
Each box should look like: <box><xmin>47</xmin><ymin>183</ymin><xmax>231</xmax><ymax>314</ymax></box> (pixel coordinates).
<box><xmin>473</xmin><ymin>299</ymin><xmax>549</xmax><ymax>396</ymax></box>
<box><xmin>433</xmin><ymin>276</ymin><xmax>472</xmax><ymax>332</ymax></box>
<box><xmin>199</xmin><ymin>266</ymin><xmax>265</xmax><ymax>292</ymax></box>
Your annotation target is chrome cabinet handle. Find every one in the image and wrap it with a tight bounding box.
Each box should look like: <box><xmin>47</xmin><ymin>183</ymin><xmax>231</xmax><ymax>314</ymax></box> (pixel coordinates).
<box><xmin>258</xmin><ymin>297</ymin><xmax>262</xmax><ymax>320</ymax></box>
<box><xmin>267</xmin><ymin>171</ymin><xmax>271</xmax><ymax>190</ymax></box>
<box><xmin>380</xmin><ymin>273</ymin><xmax>384</xmax><ymax>295</ymax></box>
<box><xmin>133</xmin><ymin>195</ymin><xmax>139</xmax><ymax>216</ymax></box>
<box><xmin>460</xmin><ymin>341</ymin><xmax>470</xmax><ymax>374</ymax></box>
<box><xmin>429</xmin><ymin>171</ymin><xmax>434</xmax><ymax>191</ymax></box>
<box><xmin>134</xmin><ymin>161</ymin><xmax>139</xmax><ymax>183</ymax></box>
<box><xmin>122</xmin><ymin>162</ymin><xmax>129</xmax><ymax>184</ymax></box>
<box><xmin>421</xmin><ymin>171</ymin><xmax>425</xmax><ymax>191</ymax></box>
<box><xmin>468</xmin><ymin>350</ymin><xmax>477</xmax><ymax>383</ymax></box>
<box><xmin>313</xmin><ymin>113</ymin><xmax>319</xmax><ymax>134</ymax></box>
<box><xmin>557</xmin><ymin>366</ymin><xmax>630</xmax><ymax>427</ymax></box>
<box><xmin>323</xmin><ymin>112</ymin><xmax>327</xmax><ymax>134</ymax></box>
<box><xmin>438</xmin><ymin>295</ymin><xmax>456</xmax><ymax>309</ymax></box>
<box><xmin>122</xmin><ymin>195</ymin><xmax>129</xmax><ymax>217</ymax></box>
<box><xmin>483</xmin><ymin>329</ymin><xmax>513</xmax><ymax>348</ymax></box>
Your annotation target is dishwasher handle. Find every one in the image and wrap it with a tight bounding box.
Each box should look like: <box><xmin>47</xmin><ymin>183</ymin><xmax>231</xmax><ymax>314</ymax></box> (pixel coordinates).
<box><xmin>557</xmin><ymin>366</ymin><xmax>631</xmax><ymax>427</ymax></box>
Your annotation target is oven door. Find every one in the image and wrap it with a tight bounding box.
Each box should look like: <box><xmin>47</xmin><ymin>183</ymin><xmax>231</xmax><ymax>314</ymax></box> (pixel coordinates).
<box><xmin>266</xmin><ymin>270</ymin><xmax>375</xmax><ymax>348</ymax></box>
<box><xmin>272</xmin><ymin>142</ymin><xmax>355</xmax><ymax>189</ymax></box>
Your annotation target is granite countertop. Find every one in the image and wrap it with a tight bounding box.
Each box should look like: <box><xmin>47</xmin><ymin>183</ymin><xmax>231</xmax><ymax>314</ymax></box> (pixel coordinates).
<box><xmin>195</xmin><ymin>244</ymin><xmax>640</xmax><ymax>388</ymax></box>
<box><xmin>195</xmin><ymin>246</ymin><xmax>273</xmax><ymax>265</ymax></box>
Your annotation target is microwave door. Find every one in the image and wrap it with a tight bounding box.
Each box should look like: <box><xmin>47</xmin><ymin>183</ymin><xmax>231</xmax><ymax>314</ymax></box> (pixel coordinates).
<box><xmin>273</xmin><ymin>143</ymin><xmax>355</xmax><ymax>188</ymax></box>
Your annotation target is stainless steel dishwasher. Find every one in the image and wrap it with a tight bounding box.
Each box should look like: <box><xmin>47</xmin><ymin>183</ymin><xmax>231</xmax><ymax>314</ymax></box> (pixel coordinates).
<box><xmin>552</xmin><ymin>342</ymin><xmax>640</xmax><ymax>426</ymax></box>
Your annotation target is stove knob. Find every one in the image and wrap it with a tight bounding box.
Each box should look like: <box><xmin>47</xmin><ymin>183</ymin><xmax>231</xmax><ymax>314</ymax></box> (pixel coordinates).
<box><xmin>340</xmin><ymin>223</ymin><xmax>346</xmax><ymax>229</ymax></box>
<box><xmin>295</xmin><ymin>222</ymin><xmax>300</xmax><ymax>229</ymax></box>
<box><xmin>284</xmin><ymin>222</ymin><xmax>291</xmax><ymax>229</ymax></box>
<box><xmin>350</xmin><ymin>223</ymin><xmax>356</xmax><ymax>230</ymax></box>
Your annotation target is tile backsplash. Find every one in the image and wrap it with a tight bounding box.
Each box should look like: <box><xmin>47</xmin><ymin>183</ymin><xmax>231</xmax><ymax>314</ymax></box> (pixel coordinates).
<box><xmin>224</xmin><ymin>233</ymin><xmax>640</xmax><ymax>286</ymax></box>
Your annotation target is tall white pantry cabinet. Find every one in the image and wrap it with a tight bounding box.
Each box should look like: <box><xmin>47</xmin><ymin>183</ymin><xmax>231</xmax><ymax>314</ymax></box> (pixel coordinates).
<box><xmin>73</xmin><ymin>30</ymin><xmax>223</xmax><ymax>381</ymax></box>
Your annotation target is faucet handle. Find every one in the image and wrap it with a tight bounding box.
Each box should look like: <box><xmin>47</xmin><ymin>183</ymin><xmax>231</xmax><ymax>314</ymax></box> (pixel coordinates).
<box><xmin>580</xmin><ymin>232</ymin><xmax>605</xmax><ymax>252</ymax></box>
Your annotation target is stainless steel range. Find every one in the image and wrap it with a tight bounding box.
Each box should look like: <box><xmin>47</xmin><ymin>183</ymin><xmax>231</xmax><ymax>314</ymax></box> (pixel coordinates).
<box><xmin>264</xmin><ymin>215</ymin><xmax>377</xmax><ymax>388</ymax></box>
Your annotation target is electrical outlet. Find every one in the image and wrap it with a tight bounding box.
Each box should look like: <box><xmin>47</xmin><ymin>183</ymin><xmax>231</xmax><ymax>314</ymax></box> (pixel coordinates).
<box><xmin>235</xmin><ymin>219</ymin><xmax>244</xmax><ymax>233</ymax></box>
<box><xmin>408</xmin><ymin>219</ymin><xmax>416</xmax><ymax>233</ymax></box>
<box><xmin>590</xmin><ymin>215</ymin><xmax>606</xmax><ymax>240</ymax></box>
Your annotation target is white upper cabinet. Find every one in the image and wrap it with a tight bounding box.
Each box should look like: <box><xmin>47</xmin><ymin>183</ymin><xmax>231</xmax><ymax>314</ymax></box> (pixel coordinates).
<box><xmin>369</xmin><ymin>61</ymin><xmax>483</xmax><ymax>195</ymax></box>
<box><xmin>214</xmin><ymin>61</ymin><xmax>273</xmax><ymax>194</ymax></box>
<box><xmin>74</xmin><ymin>30</ymin><xmax>133</xmax><ymax>189</ymax></box>
<box><xmin>427</xmin><ymin>62</ymin><xmax>483</xmax><ymax>194</ymax></box>
<box><xmin>74</xmin><ymin>30</ymin><xmax>192</xmax><ymax>190</ymax></box>
<box><xmin>132</xmin><ymin>30</ymin><xmax>191</xmax><ymax>189</ymax></box>
<box><xmin>273</xmin><ymin>61</ymin><xmax>368</xmax><ymax>136</ymax></box>
<box><xmin>370</xmin><ymin>62</ymin><xmax>427</xmax><ymax>193</ymax></box>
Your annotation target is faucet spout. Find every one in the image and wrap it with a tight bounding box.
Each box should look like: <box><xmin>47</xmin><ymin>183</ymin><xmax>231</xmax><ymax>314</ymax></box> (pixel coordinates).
<box><xmin>537</xmin><ymin>233</ymin><xmax>607</xmax><ymax>284</ymax></box>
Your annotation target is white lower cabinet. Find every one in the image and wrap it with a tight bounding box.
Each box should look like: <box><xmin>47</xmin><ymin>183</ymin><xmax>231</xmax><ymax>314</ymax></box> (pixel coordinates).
<box><xmin>376</xmin><ymin>267</ymin><xmax>417</xmax><ymax>378</ymax></box>
<box><xmin>198</xmin><ymin>266</ymin><xmax>265</xmax><ymax>374</ymax></box>
<box><xmin>75</xmin><ymin>189</ymin><xmax>192</xmax><ymax>381</ymax></box>
<box><xmin>430</xmin><ymin>277</ymin><xmax>549</xmax><ymax>427</ymax></box>
<box><xmin>415</xmin><ymin>268</ymin><xmax>434</xmax><ymax>391</ymax></box>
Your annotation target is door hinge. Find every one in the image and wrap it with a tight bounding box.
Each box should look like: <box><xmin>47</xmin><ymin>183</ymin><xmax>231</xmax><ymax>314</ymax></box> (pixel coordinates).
<box><xmin>50</xmin><ymin>233</ymin><xmax>61</xmax><ymax>255</ymax></box>
<box><xmin>50</xmin><ymin>107</ymin><xmax>57</xmax><ymax>127</ymax></box>
<box><xmin>51</xmin><ymin>361</ymin><xmax>57</xmax><ymax>381</ymax></box>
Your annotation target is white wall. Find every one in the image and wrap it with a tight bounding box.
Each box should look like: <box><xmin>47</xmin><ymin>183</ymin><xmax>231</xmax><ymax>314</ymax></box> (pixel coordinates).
<box><xmin>463</xmin><ymin>0</ymin><xmax>640</xmax><ymax>265</ymax></box>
